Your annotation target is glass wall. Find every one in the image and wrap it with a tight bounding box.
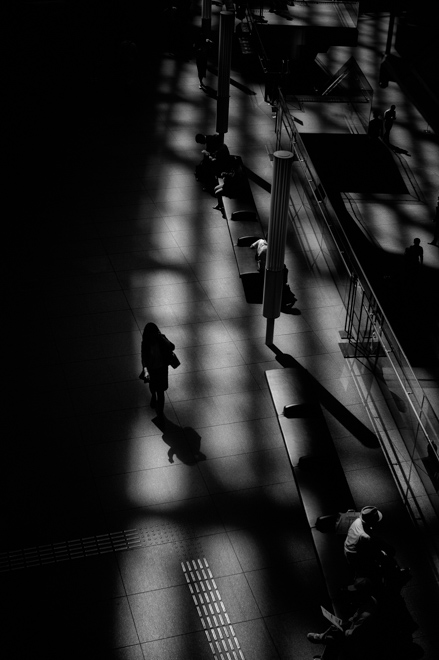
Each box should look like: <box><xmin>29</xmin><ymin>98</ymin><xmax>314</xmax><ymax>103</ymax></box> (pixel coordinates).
<box><xmin>275</xmin><ymin>90</ymin><xmax>439</xmax><ymax>524</ymax></box>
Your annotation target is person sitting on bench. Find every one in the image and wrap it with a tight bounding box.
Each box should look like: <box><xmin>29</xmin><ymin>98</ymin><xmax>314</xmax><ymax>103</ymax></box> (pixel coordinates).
<box><xmin>307</xmin><ymin>578</ymin><xmax>378</xmax><ymax>650</ymax></box>
<box><xmin>194</xmin><ymin>133</ymin><xmax>223</xmax><ymax>191</ymax></box>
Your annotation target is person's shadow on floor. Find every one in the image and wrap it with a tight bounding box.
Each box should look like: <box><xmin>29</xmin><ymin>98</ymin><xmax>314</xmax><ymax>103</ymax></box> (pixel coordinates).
<box><xmin>281</xmin><ymin>305</ymin><xmax>301</xmax><ymax>315</ymax></box>
<box><xmin>201</xmin><ymin>85</ymin><xmax>217</xmax><ymax>99</ymax></box>
<box><xmin>390</xmin><ymin>143</ymin><xmax>411</xmax><ymax>156</ymax></box>
<box><xmin>154</xmin><ymin>418</ymin><xmax>206</xmax><ymax>464</ymax></box>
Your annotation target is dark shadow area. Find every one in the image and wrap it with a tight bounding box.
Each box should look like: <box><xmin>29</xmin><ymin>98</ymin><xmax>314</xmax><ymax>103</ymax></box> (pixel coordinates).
<box><xmin>272</xmin><ymin>349</ymin><xmax>299</xmax><ymax>368</ymax></box>
<box><xmin>205</xmin><ymin>63</ymin><xmax>257</xmax><ymax>95</ymax></box>
<box><xmin>282</xmin><ymin>306</ymin><xmax>302</xmax><ymax>315</ymax></box>
<box><xmin>390</xmin><ymin>143</ymin><xmax>412</xmax><ymax>156</ymax></box>
<box><xmin>389</xmin><ymin>390</ymin><xmax>408</xmax><ymax>413</ymax></box>
<box><xmin>242</xmin><ymin>273</ymin><xmax>264</xmax><ymax>302</ymax></box>
<box><xmin>154</xmin><ymin>418</ymin><xmax>206</xmax><ymax>465</ymax></box>
<box><xmin>301</xmin><ymin>134</ymin><xmax>408</xmax><ymax>194</ymax></box>
<box><xmin>3</xmin><ymin>1</ymin><xmax>183</xmax><ymax>658</ymax></box>
<box><xmin>314</xmin><ymin>383</ymin><xmax>381</xmax><ymax>448</ymax></box>
<box><xmin>201</xmin><ymin>84</ymin><xmax>218</xmax><ymax>99</ymax></box>
<box><xmin>229</xmin><ymin>78</ymin><xmax>257</xmax><ymax>95</ymax></box>
<box><xmin>244</xmin><ymin>166</ymin><xmax>272</xmax><ymax>193</ymax></box>
<box><xmin>241</xmin><ymin>274</ymin><xmax>301</xmax><ymax>310</ymax></box>
<box><xmin>270</xmin><ymin>347</ymin><xmax>380</xmax><ymax>448</ymax></box>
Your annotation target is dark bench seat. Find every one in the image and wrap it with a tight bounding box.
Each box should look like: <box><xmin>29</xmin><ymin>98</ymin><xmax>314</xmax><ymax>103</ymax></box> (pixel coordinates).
<box><xmin>266</xmin><ymin>367</ymin><xmax>357</xmax><ymax>655</ymax></box>
<box><xmin>217</xmin><ymin>156</ymin><xmax>265</xmax><ymax>280</ymax></box>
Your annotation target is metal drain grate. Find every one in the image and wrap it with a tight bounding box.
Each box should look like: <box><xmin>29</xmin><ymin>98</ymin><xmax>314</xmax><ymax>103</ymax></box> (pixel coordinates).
<box><xmin>182</xmin><ymin>558</ymin><xmax>245</xmax><ymax>660</ymax></box>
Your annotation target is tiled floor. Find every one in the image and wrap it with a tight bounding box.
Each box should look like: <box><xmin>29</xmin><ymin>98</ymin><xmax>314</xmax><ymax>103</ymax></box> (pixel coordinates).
<box><xmin>3</xmin><ymin>5</ymin><xmax>439</xmax><ymax>660</ymax></box>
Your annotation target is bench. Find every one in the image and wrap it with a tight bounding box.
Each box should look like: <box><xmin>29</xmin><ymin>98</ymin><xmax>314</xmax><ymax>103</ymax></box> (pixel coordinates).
<box><xmin>217</xmin><ymin>156</ymin><xmax>265</xmax><ymax>280</ymax></box>
<box><xmin>265</xmin><ymin>367</ymin><xmax>358</xmax><ymax>658</ymax></box>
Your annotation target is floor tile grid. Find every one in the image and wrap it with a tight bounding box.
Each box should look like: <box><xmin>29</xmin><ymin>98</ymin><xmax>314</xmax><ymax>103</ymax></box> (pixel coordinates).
<box><xmin>16</xmin><ymin>19</ymin><xmax>430</xmax><ymax>660</ymax></box>
<box><xmin>58</xmin><ymin>81</ymin><xmax>316</xmax><ymax>656</ymax></box>
<box><xmin>38</xmin><ymin>89</ymin><xmax>254</xmax><ymax>660</ymax></box>
<box><xmin>57</xmin><ymin>49</ymin><xmax>358</xmax><ymax>656</ymax></box>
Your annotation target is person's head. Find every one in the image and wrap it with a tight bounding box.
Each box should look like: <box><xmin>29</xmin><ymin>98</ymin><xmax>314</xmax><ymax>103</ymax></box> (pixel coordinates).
<box><xmin>414</xmin><ymin>237</ymin><xmax>421</xmax><ymax>245</ymax></box>
<box><xmin>360</xmin><ymin>506</ymin><xmax>383</xmax><ymax>529</ymax></box>
<box><xmin>143</xmin><ymin>322</ymin><xmax>160</xmax><ymax>342</ymax></box>
<box><xmin>391</xmin><ymin>104</ymin><xmax>396</xmax><ymax>110</ymax></box>
<box><xmin>195</xmin><ymin>133</ymin><xmax>206</xmax><ymax>145</ymax></box>
<box><xmin>372</xmin><ymin>110</ymin><xmax>380</xmax><ymax>118</ymax></box>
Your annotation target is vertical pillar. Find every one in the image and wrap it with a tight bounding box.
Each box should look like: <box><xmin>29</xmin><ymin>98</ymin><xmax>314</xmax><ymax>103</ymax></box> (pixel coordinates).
<box><xmin>263</xmin><ymin>150</ymin><xmax>294</xmax><ymax>344</ymax></box>
<box><xmin>385</xmin><ymin>10</ymin><xmax>395</xmax><ymax>56</ymax></box>
<box><xmin>202</xmin><ymin>0</ymin><xmax>211</xmax><ymax>38</ymax></box>
<box><xmin>216</xmin><ymin>11</ymin><xmax>235</xmax><ymax>136</ymax></box>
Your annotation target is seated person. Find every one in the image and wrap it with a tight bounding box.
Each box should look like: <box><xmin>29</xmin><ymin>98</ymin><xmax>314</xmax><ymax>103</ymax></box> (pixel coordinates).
<box><xmin>214</xmin><ymin>165</ymin><xmax>245</xmax><ymax>199</ymax></box>
<box><xmin>307</xmin><ymin>578</ymin><xmax>378</xmax><ymax>651</ymax></box>
<box><xmin>250</xmin><ymin>238</ymin><xmax>267</xmax><ymax>272</ymax></box>
<box><xmin>194</xmin><ymin>133</ymin><xmax>223</xmax><ymax>189</ymax></box>
<box><xmin>211</xmin><ymin>142</ymin><xmax>232</xmax><ymax>177</ymax></box>
<box><xmin>195</xmin><ymin>132</ymin><xmax>222</xmax><ymax>155</ymax></box>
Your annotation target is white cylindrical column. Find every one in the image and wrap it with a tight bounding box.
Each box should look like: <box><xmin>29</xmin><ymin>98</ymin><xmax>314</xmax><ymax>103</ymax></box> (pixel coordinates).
<box><xmin>263</xmin><ymin>150</ymin><xmax>294</xmax><ymax>329</ymax></box>
<box><xmin>216</xmin><ymin>11</ymin><xmax>234</xmax><ymax>136</ymax></box>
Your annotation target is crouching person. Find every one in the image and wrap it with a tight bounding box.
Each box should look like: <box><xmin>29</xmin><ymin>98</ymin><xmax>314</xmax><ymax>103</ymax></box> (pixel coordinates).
<box><xmin>307</xmin><ymin>578</ymin><xmax>378</xmax><ymax>655</ymax></box>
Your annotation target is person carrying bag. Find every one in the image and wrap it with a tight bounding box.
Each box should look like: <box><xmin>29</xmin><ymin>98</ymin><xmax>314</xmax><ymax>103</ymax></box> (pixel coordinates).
<box><xmin>140</xmin><ymin>323</ymin><xmax>179</xmax><ymax>419</ymax></box>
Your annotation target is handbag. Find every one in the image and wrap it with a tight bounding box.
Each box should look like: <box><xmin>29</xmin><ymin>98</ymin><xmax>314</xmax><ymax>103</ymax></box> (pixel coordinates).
<box><xmin>169</xmin><ymin>352</ymin><xmax>181</xmax><ymax>369</ymax></box>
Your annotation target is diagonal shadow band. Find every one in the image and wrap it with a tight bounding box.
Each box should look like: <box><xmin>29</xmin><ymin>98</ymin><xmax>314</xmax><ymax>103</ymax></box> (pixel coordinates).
<box><xmin>269</xmin><ymin>347</ymin><xmax>380</xmax><ymax>448</ymax></box>
<box><xmin>243</xmin><ymin>166</ymin><xmax>272</xmax><ymax>193</ymax></box>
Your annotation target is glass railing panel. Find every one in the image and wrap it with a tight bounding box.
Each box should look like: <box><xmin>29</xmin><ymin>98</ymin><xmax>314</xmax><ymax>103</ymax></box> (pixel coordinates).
<box><xmin>275</xmin><ymin>89</ymin><xmax>439</xmax><ymax>511</ymax></box>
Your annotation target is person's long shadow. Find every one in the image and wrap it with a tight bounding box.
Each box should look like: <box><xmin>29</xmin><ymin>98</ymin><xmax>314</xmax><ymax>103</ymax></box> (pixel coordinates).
<box><xmin>389</xmin><ymin>143</ymin><xmax>411</xmax><ymax>156</ymax></box>
<box><xmin>153</xmin><ymin>417</ymin><xmax>206</xmax><ymax>465</ymax></box>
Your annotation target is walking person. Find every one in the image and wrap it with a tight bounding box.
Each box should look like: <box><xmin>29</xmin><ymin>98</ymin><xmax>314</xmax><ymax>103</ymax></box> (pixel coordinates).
<box><xmin>404</xmin><ymin>237</ymin><xmax>424</xmax><ymax>282</ymax></box>
<box><xmin>194</xmin><ymin>37</ymin><xmax>212</xmax><ymax>90</ymax></box>
<box><xmin>428</xmin><ymin>196</ymin><xmax>439</xmax><ymax>245</ymax></box>
<box><xmin>141</xmin><ymin>323</ymin><xmax>175</xmax><ymax>419</ymax></box>
<box><xmin>383</xmin><ymin>104</ymin><xmax>396</xmax><ymax>144</ymax></box>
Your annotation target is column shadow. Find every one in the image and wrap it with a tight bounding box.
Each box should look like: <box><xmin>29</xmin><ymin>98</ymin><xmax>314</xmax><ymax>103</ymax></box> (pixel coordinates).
<box><xmin>269</xmin><ymin>346</ymin><xmax>380</xmax><ymax>448</ymax></box>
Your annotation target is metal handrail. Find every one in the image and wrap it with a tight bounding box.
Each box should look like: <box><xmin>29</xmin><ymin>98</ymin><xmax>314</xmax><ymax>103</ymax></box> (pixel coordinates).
<box><xmin>276</xmin><ymin>88</ymin><xmax>439</xmax><ymax>454</ymax></box>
